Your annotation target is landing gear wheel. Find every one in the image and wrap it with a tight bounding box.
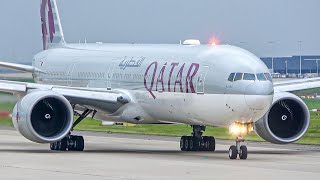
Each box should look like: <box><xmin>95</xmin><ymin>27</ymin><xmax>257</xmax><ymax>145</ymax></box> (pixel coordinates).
<box><xmin>201</xmin><ymin>136</ymin><xmax>215</xmax><ymax>151</ymax></box>
<box><xmin>184</xmin><ymin>136</ymin><xmax>191</xmax><ymax>151</ymax></box>
<box><xmin>229</xmin><ymin>145</ymin><xmax>238</xmax><ymax>159</ymax></box>
<box><xmin>50</xmin><ymin>138</ymin><xmax>67</xmax><ymax>151</ymax></box>
<box><xmin>208</xmin><ymin>136</ymin><xmax>215</xmax><ymax>152</ymax></box>
<box><xmin>59</xmin><ymin>138</ymin><xmax>68</xmax><ymax>151</ymax></box>
<box><xmin>74</xmin><ymin>136</ymin><xmax>84</xmax><ymax>151</ymax></box>
<box><xmin>180</xmin><ymin>136</ymin><xmax>186</xmax><ymax>151</ymax></box>
<box><xmin>68</xmin><ymin>135</ymin><xmax>84</xmax><ymax>151</ymax></box>
<box><xmin>239</xmin><ymin>145</ymin><xmax>248</xmax><ymax>160</ymax></box>
<box><xmin>190</xmin><ymin>137</ymin><xmax>200</xmax><ymax>151</ymax></box>
<box><xmin>189</xmin><ymin>137</ymin><xmax>194</xmax><ymax>151</ymax></box>
<box><xmin>50</xmin><ymin>142</ymin><xmax>56</xmax><ymax>150</ymax></box>
<box><xmin>202</xmin><ymin>136</ymin><xmax>209</xmax><ymax>151</ymax></box>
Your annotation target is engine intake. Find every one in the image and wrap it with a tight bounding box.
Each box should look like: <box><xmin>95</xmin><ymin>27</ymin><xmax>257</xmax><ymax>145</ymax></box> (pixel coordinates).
<box><xmin>254</xmin><ymin>92</ymin><xmax>310</xmax><ymax>144</ymax></box>
<box><xmin>12</xmin><ymin>91</ymin><xmax>73</xmax><ymax>143</ymax></box>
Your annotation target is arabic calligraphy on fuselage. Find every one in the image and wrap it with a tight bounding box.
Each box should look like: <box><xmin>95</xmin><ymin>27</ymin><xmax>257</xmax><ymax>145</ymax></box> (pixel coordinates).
<box><xmin>119</xmin><ymin>56</ymin><xmax>145</xmax><ymax>70</ymax></box>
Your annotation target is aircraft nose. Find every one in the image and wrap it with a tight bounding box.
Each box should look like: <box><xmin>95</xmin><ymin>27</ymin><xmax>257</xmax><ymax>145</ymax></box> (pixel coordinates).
<box><xmin>245</xmin><ymin>81</ymin><xmax>274</xmax><ymax>110</ymax></box>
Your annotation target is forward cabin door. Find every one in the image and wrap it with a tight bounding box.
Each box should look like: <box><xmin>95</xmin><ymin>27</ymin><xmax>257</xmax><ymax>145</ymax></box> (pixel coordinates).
<box><xmin>196</xmin><ymin>65</ymin><xmax>210</xmax><ymax>94</ymax></box>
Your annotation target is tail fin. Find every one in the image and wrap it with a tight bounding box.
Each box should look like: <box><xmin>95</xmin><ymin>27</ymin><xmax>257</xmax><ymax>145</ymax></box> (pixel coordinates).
<box><xmin>40</xmin><ymin>0</ymin><xmax>66</xmax><ymax>50</ymax></box>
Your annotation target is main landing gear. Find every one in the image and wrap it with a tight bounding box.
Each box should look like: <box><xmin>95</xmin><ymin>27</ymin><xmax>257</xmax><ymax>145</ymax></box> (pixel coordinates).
<box><xmin>50</xmin><ymin>109</ymin><xmax>94</xmax><ymax>151</ymax></box>
<box><xmin>50</xmin><ymin>135</ymin><xmax>84</xmax><ymax>151</ymax></box>
<box><xmin>180</xmin><ymin>125</ymin><xmax>215</xmax><ymax>151</ymax></box>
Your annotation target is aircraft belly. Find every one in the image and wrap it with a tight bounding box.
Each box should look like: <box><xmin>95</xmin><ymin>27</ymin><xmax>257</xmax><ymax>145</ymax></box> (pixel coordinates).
<box><xmin>133</xmin><ymin>91</ymin><xmax>268</xmax><ymax>127</ymax></box>
<box><xmin>112</xmin><ymin>93</ymin><xmax>269</xmax><ymax>126</ymax></box>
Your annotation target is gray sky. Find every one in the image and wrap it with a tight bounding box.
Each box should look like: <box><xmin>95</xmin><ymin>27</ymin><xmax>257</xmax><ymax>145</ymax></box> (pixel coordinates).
<box><xmin>0</xmin><ymin>0</ymin><xmax>319</xmax><ymax>63</ymax></box>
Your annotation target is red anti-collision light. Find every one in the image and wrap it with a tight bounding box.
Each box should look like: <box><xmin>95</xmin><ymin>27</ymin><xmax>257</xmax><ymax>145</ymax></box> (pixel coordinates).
<box><xmin>209</xmin><ymin>37</ymin><xmax>220</xmax><ymax>46</ymax></box>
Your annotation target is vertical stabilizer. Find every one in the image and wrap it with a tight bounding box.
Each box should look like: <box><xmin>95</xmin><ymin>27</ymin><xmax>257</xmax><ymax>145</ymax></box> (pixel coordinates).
<box><xmin>40</xmin><ymin>0</ymin><xmax>66</xmax><ymax>50</ymax></box>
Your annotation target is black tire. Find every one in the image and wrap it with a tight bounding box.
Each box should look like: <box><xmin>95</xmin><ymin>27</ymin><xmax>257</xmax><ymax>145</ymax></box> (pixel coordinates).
<box><xmin>239</xmin><ymin>145</ymin><xmax>248</xmax><ymax>160</ymax></box>
<box><xmin>229</xmin><ymin>145</ymin><xmax>238</xmax><ymax>159</ymax></box>
<box><xmin>68</xmin><ymin>136</ymin><xmax>77</xmax><ymax>151</ymax></box>
<box><xmin>180</xmin><ymin>136</ymin><xmax>186</xmax><ymax>151</ymax></box>
<box><xmin>202</xmin><ymin>136</ymin><xmax>209</xmax><ymax>151</ymax></box>
<box><xmin>59</xmin><ymin>138</ymin><xmax>68</xmax><ymax>151</ymax></box>
<box><xmin>75</xmin><ymin>136</ymin><xmax>84</xmax><ymax>151</ymax></box>
<box><xmin>184</xmin><ymin>136</ymin><xmax>190</xmax><ymax>151</ymax></box>
<box><xmin>189</xmin><ymin>137</ymin><xmax>194</xmax><ymax>151</ymax></box>
<box><xmin>208</xmin><ymin>137</ymin><xmax>215</xmax><ymax>152</ymax></box>
<box><xmin>50</xmin><ymin>142</ymin><xmax>56</xmax><ymax>150</ymax></box>
<box><xmin>192</xmin><ymin>137</ymin><xmax>200</xmax><ymax>151</ymax></box>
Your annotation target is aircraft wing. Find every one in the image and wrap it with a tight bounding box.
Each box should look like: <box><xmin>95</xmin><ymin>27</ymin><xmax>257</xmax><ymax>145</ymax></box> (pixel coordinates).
<box><xmin>0</xmin><ymin>80</ymin><xmax>130</xmax><ymax>112</ymax></box>
<box><xmin>0</xmin><ymin>61</ymin><xmax>43</xmax><ymax>73</ymax></box>
<box><xmin>273</xmin><ymin>77</ymin><xmax>320</xmax><ymax>92</ymax></box>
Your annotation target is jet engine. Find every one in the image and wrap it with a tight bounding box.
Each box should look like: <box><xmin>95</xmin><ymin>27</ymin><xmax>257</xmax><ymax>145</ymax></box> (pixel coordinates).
<box><xmin>254</xmin><ymin>92</ymin><xmax>310</xmax><ymax>144</ymax></box>
<box><xmin>12</xmin><ymin>91</ymin><xmax>73</xmax><ymax>143</ymax></box>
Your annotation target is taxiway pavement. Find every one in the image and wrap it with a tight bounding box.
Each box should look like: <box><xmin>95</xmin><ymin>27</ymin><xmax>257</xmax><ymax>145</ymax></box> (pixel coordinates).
<box><xmin>0</xmin><ymin>128</ymin><xmax>319</xmax><ymax>180</ymax></box>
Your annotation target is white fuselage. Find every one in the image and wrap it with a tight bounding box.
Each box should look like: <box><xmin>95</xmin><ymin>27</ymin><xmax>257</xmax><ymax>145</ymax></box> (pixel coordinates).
<box><xmin>32</xmin><ymin>43</ymin><xmax>274</xmax><ymax>127</ymax></box>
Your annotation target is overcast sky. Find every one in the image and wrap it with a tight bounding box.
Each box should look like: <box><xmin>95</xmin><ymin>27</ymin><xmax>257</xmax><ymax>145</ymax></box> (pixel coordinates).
<box><xmin>0</xmin><ymin>0</ymin><xmax>319</xmax><ymax>63</ymax></box>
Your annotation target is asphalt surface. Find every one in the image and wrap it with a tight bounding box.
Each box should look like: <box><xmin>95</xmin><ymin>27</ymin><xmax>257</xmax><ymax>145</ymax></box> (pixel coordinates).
<box><xmin>0</xmin><ymin>127</ymin><xmax>319</xmax><ymax>180</ymax></box>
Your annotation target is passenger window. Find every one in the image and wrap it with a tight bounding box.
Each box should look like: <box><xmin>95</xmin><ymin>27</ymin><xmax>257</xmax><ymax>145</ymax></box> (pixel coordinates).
<box><xmin>243</xmin><ymin>73</ymin><xmax>256</xmax><ymax>80</ymax></box>
<box><xmin>257</xmin><ymin>73</ymin><xmax>266</xmax><ymax>81</ymax></box>
<box><xmin>234</xmin><ymin>73</ymin><xmax>243</xmax><ymax>81</ymax></box>
<box><xmin>228</xmin><ymin>73</ymin><xmax>235</xmax><ymax>82</ymax></box>
<box><xmin>264</xmin><ymin>73</ymin><xmax>272</xmax><ymax>81</ymax></box>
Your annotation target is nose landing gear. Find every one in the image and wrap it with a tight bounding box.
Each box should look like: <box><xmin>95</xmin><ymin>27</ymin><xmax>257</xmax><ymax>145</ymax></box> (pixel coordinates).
<box><xmin>228</xmin><ymin>137</ymin><xmax>247</xmax><ymax>160</ymax></box>
<box><xmin>228</xmin><ymin>122</ymin><xmax>253</xmax><ymax>160</ymax></box>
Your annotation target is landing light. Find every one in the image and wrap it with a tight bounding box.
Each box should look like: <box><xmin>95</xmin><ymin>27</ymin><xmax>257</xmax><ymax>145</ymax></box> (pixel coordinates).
<box><xmin>229</xmin><ymin>122</ymin><xmax>253</xmax><ymax>136</ymax></box>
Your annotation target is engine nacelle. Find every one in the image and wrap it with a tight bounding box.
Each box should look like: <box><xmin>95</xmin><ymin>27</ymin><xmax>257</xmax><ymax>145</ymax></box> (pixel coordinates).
<box><xmin>254</xmin><ymin>92</ymin><xmax>310</xmax><ymax>144</ymax></box>
<box><xmin>12</xmin><ymin>91</ymin><xmax>73</xmax><ymax>143</ymax></box>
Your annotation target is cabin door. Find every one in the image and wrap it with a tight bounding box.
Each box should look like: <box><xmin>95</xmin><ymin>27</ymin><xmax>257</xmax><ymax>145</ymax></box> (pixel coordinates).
<box><xmin>196</xmin><ymin>65</ymin><xmax>210</xmax><ymax>94</ymax></box>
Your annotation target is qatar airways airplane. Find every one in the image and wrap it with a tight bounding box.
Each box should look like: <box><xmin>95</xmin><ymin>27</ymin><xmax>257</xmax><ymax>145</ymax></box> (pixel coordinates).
<box><xmin>0</xmin><ymin>0</ymin><xmax>319</xmax><ymax>160</ymax></box>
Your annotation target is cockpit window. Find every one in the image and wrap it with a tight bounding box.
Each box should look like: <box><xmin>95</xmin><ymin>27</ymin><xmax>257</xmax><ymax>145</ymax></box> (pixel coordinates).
<box><xmin>243</xmin><ymin>73</ymin><xmax>256</xmax><ymax>80</ymax></box>
<box><xmin>256</xmin><ymin>73</ymin><xmax>266</xmax><ymax>81</ymax></box>
<box><xmin>264</xmin><ymin>73</ymin><xmax>272</xmax><ymax>81</ymax></box>
<box><xmin>228</xmin><ymin>73</ymin><xmax>235</xmax><ymax>82</ymax></box>
<box><xmin>234</xmin><ymin>73</ymin><xmax>243</xmax><ymax>81</ymax></box>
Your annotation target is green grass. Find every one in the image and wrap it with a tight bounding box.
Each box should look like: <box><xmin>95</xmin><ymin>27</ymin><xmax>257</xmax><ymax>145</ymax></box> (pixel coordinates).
<box><xmin>0</xmin><ymin>102</ymin><xmax>15</xmax><ymax>111</ymax></box>
<box><xmin>0</xmin><ymin>93</ymin><xmax>319</xmax><ymax>144</ymax></box>
<box><xmin>292</xmin><ymin>88</ymin><xmax>320</xmax><ymax>96</ymax></box>
<box><xmin>303</xmin><ymin>99</ymin><xmax>320</xmax><ymax>110</ymax></box>
<box><xmin>0</xmin><ymin>117</ymin><xmax>14</xmax><ymax>126</ymax></box>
